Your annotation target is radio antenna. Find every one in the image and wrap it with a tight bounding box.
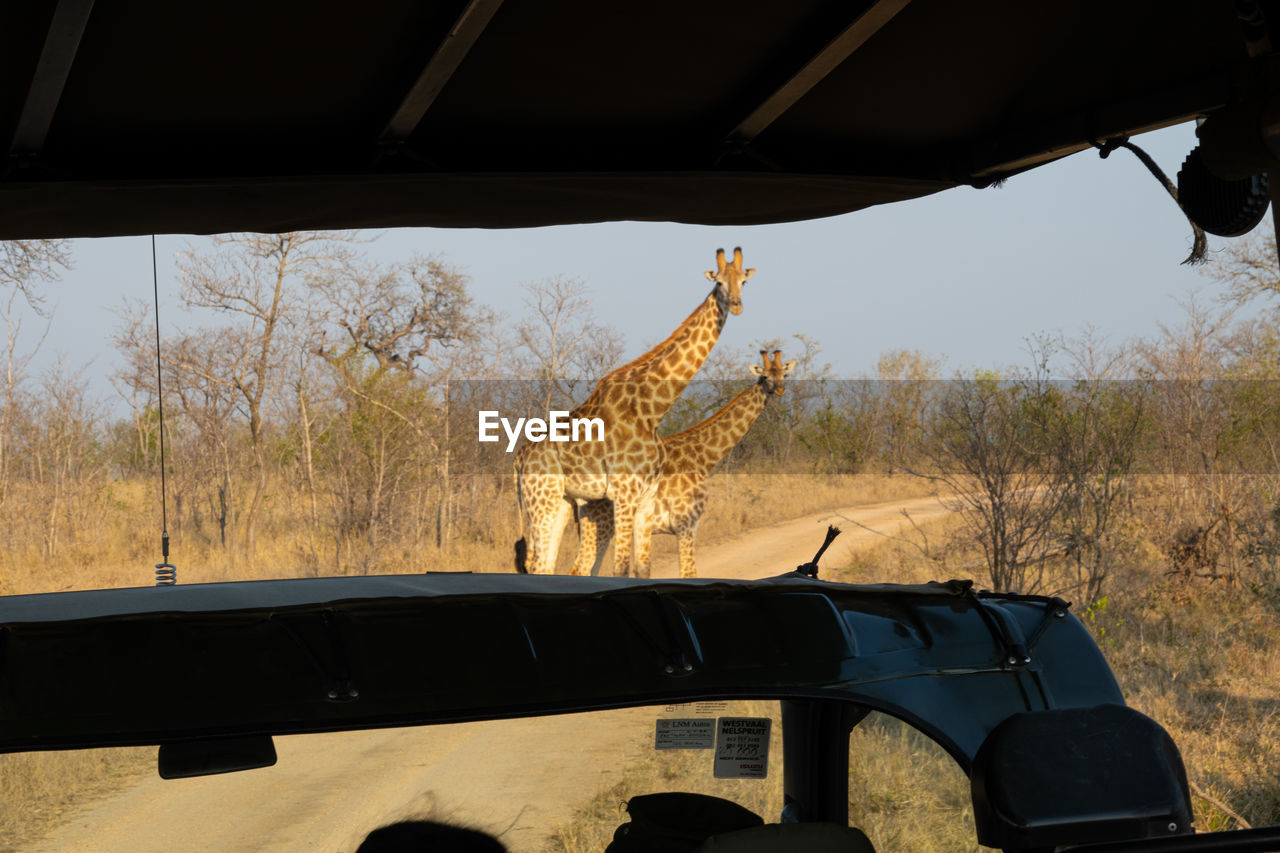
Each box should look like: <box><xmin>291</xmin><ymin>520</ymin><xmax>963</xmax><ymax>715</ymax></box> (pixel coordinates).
<box><xmin>150</xmin><ymin>235</ymin><xmax>176</xmax><ymax>586</ymax></box>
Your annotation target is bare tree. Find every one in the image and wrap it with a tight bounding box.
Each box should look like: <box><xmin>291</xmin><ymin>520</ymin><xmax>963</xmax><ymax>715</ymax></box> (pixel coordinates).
<box><xmin>1055</xmin><ymin>330</ymin><xmax>1146</xmax><ymax>604</ymax></box>
<box><xmin>17</xmin><ymin>361</ymin><xmax>107</xmax><ymax>559</ymax></box>
<box><xmin>169</xmin><ymin>329</ymin><xmax>247</xmax><ymax>549</ymax></box>
<box><xmin>114</xmin><ymin>311</ymin><xmax>247</xmax><ymax>550</ymax></box>
<box><xmin>0</xmin><ymin>290</ymin><xmax>52</xmax><ymax>508</ymax></box>
<box><xmin>175</xmin><ymin>232</ymin><xmax>359</xmax><ymax>557</ymax></box>
<box><xmin>0</xmin><ymin>240</ymin><xmax>67</xmax><ymax>506</ymax></box>
<box><xmin>1</xmin><ymin>239</ymin><xmax>71</xmax><ymax>314</ymax></box>
<box><xmin>512</xmin><ymin>276</ymin><xmax>624</xmax><ymax>413</ymax></box>
<box><xmin>1205</xmin><ymin>232</ymin><xmax>1280</xmax><ymax>312</ymax></box>
<box><xmin>915</xmin><ymin>362</ymin><xmax>1074</xmax><ymax>594</ymax></box>
<box><xmin>1199</xmin><ymin>237</ymin><xmax>1280</xmax><ymax>596</ymax></box>
<box><xmin>313</xmin><ymin>254</ymin><xmax>482</xmax><ymax>372</ymax></box>
<box><xmin>108</xmin><ymin>351</ymin><xmax>160</xmax><ymax>479</ymax></box>
<box><xmin>311</xmin><ymin>255</ymin><xmax>491</xmax><ymax>564</ymax></box>
<box><xmin>874</xmin><ymin>349</ymin><xmax>944</xmax><ymax>471</ymax></box>
<box><xmin>1135</xmin><ymin>297</ymin><xmax>1247</xmax><ymax>580</ymax></box>
<box><xmin>290</xmin><ymin>343</ymin><xmax>327</xmax><ymax>570</ymax></box>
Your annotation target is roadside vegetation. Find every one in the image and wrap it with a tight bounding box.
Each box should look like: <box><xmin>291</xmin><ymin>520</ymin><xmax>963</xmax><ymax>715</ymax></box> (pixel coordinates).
<box><xmin>2</xmin><ymin>232</ymin><xmax>1280</xmax><ymax>848</ymax></box>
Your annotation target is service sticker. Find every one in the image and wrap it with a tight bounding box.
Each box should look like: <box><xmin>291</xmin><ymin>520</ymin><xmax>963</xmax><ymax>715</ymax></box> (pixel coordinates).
<box><xmin>655</xmin><ymin>718</ymin><xmax>716</xmax><ymax>750</ymax></box>
<box><xmin>714</xmin><ymin>717</ymin><xmax>771</xmax><ymax>779</ymax></box>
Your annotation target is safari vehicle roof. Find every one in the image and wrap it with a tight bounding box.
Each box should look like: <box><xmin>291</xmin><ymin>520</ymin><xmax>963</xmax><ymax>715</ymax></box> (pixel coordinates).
<box><xmin>0</xmin><ymin>1</ymin><xmax>1269</xmax><ymax>238</ymax></box>
<box><xmin>0</xmin><ymin>572</ymin><xmax>1116</xmax><ymax>769</ymax></box>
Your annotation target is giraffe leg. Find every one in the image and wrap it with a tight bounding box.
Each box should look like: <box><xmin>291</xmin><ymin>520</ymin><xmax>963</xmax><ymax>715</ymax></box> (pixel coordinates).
<box><xmin>516</xmin><ymin>448</ymin><xmax>569</xmax><ymax>574</ymax></box>
<box><xmin>633</xmin><ymin>499</ymin><xmax>655</xmax><ymax>579</ymax></box>
<box><xmin>612</xmin><ymin>499</ymin><xmax>636</xmax><ymax>578</ymax></box>
<box><xmin>569</xmin><ymin>501</ymin><xmax>595</xmax><ymax>576</ymax></box>
<box><xmin>543</xmin><ymin>497</ymin><xmax>575</xmax><ymax>574</ymax></box>
<box><xmin>611</xmin><ymin>473</ymin><xmax>659</xmax><ymax>578</ymax></box>
<box><xmin>570</xmin><ymin>500</ymin><xmax>613</xmax><ymax>576</ymax></box>
<box><xmin>528</xmin><ymin>495</ymin><xmax>574</xmax><ymax>574</ymax></box>
<box><xmin>677</xmin><ymin>526</ymin><xmax>698</xmax><ymax>578</ymax></box>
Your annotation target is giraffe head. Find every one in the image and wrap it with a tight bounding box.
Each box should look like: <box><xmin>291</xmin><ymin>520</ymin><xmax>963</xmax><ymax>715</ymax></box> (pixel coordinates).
<box><xmin>748</xmin><ymin>349</ymin><xmax>796</xmax><ymax>395</ymax></box>
<box><xmin>703</xmin><ymin>247</ymin><xmax>755</xmax><ymax>315</ymax></box>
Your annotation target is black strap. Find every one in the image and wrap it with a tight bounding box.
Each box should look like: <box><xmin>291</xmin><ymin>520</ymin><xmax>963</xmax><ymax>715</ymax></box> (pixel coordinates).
<box><xmin>1094</xmin><ymin>136</ymin><xmax>1207</xmax><ymax>266</ymax></box>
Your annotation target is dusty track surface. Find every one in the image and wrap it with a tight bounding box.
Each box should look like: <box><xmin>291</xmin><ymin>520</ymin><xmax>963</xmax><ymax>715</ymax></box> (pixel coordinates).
<box><xmin>25</xmin><ymin>495</ymin><xmax>950</xmax><ymax>853</ymax></box>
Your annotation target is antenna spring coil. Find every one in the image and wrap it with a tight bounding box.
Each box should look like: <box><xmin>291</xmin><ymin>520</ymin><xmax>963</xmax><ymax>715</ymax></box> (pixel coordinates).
<box><xmin>155</xmin><ymin>562</ymin><xmax>177</xmax><ymax>586</ymax></box>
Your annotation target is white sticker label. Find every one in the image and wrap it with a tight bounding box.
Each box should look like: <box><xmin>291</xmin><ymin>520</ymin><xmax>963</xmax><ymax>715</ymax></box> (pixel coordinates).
<box><xmin>714</xmin><ymin>717</ymin><xmax>771</xmax><ymax>779</ymax></box>
<box><xmin>655</xmin><ymin>718</ymin><xmax>716</xmax><ymax>750</ymax></box>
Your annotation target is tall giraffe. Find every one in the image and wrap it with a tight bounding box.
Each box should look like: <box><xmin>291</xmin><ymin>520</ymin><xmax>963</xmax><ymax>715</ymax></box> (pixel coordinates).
<box><xmin>571</xmin><ymin>350</ymin><xmax>796</xmax><ymax>578</ymax></box>
<box><xmin>515</xmin><ymin>248</ymin><xmax>755</xmax><ymax>576</ymax></box>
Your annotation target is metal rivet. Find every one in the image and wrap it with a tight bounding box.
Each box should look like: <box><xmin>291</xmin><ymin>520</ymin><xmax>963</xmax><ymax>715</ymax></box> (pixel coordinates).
<box><xmin>1054</xmin><ymin>609</ymin><xmax>1066</xmax><ymax>618</ymax></box>
<box><xmin>683</xmin><ymin>663</ymin><xmax>693</xmax><ymax>672</ymax></box>
<box><xmin>1006</xmin><ymin>656</ymin><xmax>1017</xmax><ymax>665</ymax></box>
<box><xmin>348</xmin><ymin>688</ymin><xmax>359</xmax><ymax>699</ymax></box>
<box><xmin>326</xmin><ymin>689</ymin><xmax>338</xmax><ymax>699</ymax></box>
<box><xmin>1167</xmin><ymin>822</ymin><xmax>1178</xmax><ymax>833</ymax></box>
<box><xmin>664</xmin><ymin>665</ymin><xmax>675</xmax><ymax>674</ymax></box>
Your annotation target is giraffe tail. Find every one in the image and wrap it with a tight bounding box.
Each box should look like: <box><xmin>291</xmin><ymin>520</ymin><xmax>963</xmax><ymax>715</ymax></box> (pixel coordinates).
<box><xmin>513</xmin><ymin>454</ymin><xmax>529</xmax><ymax>573</ymax></box>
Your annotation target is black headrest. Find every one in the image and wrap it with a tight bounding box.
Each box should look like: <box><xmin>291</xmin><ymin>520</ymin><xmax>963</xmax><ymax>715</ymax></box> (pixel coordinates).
<box><xmin>971</xmin><ymin>704</ymin><xmax>1193</xmax><ymax>850</ymax></box>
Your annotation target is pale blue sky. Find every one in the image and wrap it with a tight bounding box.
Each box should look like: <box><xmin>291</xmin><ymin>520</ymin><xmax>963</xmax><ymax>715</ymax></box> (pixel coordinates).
<box><xmin>26</xmin><ymin>121</ymin><xmax>1260</xmax><ymax>405</ymax></box>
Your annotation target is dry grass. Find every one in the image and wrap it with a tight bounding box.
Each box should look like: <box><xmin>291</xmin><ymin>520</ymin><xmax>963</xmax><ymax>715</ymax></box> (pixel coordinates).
<box><xmin>0</xmin><ymin>748</ymin><xmax>152</xmax><ymax>851</ymax></box>
<box><xmin>836</xmin><ymin>511</ymin><xmax>969</xmax><ymax>586</ymax></box>
<box><xmin>847</xmin><ymin>715</ymin><xmax>985</xmax><ymax>853</ymax></box>
<box><xmin>0</xmin><ymin>473</ymin><xmax>930</xmax><ymax>594</ymax></box>
<box><xmin>1093</xmin><ymin>580</ymin><xmax>1280</xmax><ymax>833</ymax></box>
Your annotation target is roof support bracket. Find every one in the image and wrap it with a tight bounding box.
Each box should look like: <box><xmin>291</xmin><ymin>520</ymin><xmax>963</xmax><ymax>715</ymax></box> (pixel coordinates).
<box><xmin>6</xmin><ymin>0</ymin><xmax>96</xmax><ymax>168</ymax></box>
<box><xmin>377</xmin><ymin>0</ymin><xmax>505</xmax><ymax>157</ymax></box>
<box><xmin>723</xmin><ymin>0</ymin><xmax>912</xmax><ymax>150</ymax></box>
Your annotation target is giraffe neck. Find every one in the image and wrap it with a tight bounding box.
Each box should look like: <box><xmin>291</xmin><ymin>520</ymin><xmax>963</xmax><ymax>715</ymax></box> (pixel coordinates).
<box><xmin>663</xmin><ymin>384</ymin><xmax>768</xmax><ymax>475</ymax></box>
<box><xmin>578</xmin><ymin>288</ymin><xmax>729</xmax><ymax>426</ymax></box>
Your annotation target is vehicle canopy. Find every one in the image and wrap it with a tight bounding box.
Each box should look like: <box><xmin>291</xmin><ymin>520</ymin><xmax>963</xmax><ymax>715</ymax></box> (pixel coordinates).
<box><xmin>1</xmin><ymin>1</ymin><xmax>1272</xmax><ymax>238</ymax></box>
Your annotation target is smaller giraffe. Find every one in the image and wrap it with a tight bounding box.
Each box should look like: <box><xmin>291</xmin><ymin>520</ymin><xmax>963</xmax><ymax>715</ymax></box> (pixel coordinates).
<box><xmin>572</xmin><ymin>350</ymin><xmax>796</xmax><ymax>578</ymax></box>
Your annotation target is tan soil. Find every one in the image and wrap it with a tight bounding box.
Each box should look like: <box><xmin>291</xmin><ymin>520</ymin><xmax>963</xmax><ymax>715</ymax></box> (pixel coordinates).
<box><xmin>23</xmin><ymin>495</ymin><xmax>951</xmax><ymax>853</ymax></box>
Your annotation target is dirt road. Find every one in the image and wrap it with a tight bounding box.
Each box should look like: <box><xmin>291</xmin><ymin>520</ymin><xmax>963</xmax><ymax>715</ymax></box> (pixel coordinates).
<box><xmin>25</xmin><ymin>495</ymin><xmax>950</xmax><ymax>853</ymax></box>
